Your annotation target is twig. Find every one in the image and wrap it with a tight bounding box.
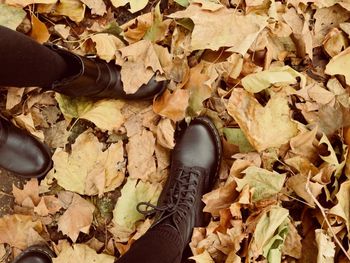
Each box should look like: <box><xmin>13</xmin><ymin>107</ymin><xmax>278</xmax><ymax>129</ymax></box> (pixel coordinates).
<box><xmin>305</xmin><ymin>173</ymin><xmax>350</xmax><ymax>260</ymax></box>
<box><xmin>0</xmin><ymin>191</ymin><xmax>12</xmax><ymax>197</ymax></box>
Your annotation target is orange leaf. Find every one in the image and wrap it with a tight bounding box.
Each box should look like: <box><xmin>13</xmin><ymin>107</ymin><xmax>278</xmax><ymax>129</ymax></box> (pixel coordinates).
<box><xmin>30</xmin><ymin>14</ymin><xmax>50</xmax><ymax>44</ymax></box>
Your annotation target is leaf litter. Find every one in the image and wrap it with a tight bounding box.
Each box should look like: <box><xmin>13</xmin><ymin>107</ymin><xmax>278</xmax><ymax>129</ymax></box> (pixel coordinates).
<box><xmin>1</xmin><ymin>0</ymin><xmax>350</xmax><ymax>262</ymax></box>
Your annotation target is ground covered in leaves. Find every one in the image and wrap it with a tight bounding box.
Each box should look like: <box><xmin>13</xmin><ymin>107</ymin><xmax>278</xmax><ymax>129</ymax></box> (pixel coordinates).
<box><xmin>1</xmin><ymin>0</ymin><xmax>350</xmax><ymax>262</ymax></box>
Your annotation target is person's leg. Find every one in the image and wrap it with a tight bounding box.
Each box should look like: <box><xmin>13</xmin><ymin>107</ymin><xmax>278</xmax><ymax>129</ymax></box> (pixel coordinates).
<box><xmin>117</xmin><ymin>225</ymin><xmax>183</xmax><ymax>263</ymax></box>
<box><xmin>117</xmin><ymin>117</ymin><xmax>222</xmax><ymax>263</ymax></box>
<box><xmin>0</xmin><ymin>25</ymin><xmax>71</xmax><ymax>87</ymax></box>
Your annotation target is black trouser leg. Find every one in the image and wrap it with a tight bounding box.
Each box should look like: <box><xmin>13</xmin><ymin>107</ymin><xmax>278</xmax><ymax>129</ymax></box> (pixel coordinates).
<box><xmin>117</xmin><ymin>225</ymin><xmax>183</xmax><ymax>263</ymax></box>
<box><xmin>0</xmin><ymin>25</ymin><xmax>69</xmax><ymax>87</ymax></box>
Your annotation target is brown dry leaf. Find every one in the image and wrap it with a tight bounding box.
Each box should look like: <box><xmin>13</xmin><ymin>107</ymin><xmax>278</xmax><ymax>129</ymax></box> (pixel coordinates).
<box><xmin>227</xmin><ymin>89</ymin><xmax>298</xmax><ymax>152</ymax></box>
<box><xmin>43</xmin><ymin>121</ymin><xmax>69</xmax><ymax>149</ymax></box>
<box><xmin>12</xmin><ymin>179</ymin><xmax>40</xmax><ymax>207</ymax></box>
<box><xmin>289</xmin><ymin>128</ymin><xmax>319</xmax><ymax>163</ymax></box>
<box><xmin>329</xmin><ymin>180</ymin><xmax>350</xmax><ymax>234</ymax></box>
<box><xmin>323</xmin><ymin>28</ymin><xmax>349</xmax><ymax>57</ymax></box>
<box><xmin>5</xmin><ymin>0</ymin><xmax>56</xmax><ymax>7</ymax></box>
<box><xmin>313</xmin><ymin>5</ymin><xmax>350</xmax><ymax>47</ymax></box>
<box><xmin>91</xmin><ymin>33</ymin><xmax>125</xmax><ymax>62</ymax></box>
<box><xmin>119</xmin><ymin>40</ymin><xmax>164</xmax><ymax>94</ymax></box>
<box><xmin>0</xmin><ymin>214</ymin><xmax>43</xmax><ymax>250</ymax></box>
<box><xmin>30</xmin><ymin>14</ymin><xmax>50</xmax><ymax>44</ymax></box>
<box><xmin>80</xmin><ymin>0</ymin><xmax>106</xmax><ymax>15</ymax></box>
<box><xmin>57</xmin><ymin>194</ymin><xmax>95</xmax><ymax>242</ymax></box>
<box><xmin>325</xmin><ymin>47</ymin><xmax>350</xmax><ymax>85</ymax></box>
<box><xmin>169</xmin><ymin>3</ymin><xmax>267</xmax><ymax>54</ymax></box>
<box><xmin>122</xmin><ymin>13</ymin><xmax>153</xmax><ymax>44</ymax></box>
<box><xmin>202</xmin><ymin>182</ymin><xmax>238</xmax><ymax>216</ymax></box>
<box><xmin>6</xmin><ymin>87</ymin><xmax>24</xmax><ymax>110</ymax></box>
<box><xmin>49</xmin><ymin>131</ymin><xmax>125</xmax><ymax>196</ymax></box>
<box><xmin>156</xmin><ymin>118</ymin><xmax>175</xmax><ymax>149</ymax></box>
<box><xmin>110</xmin><ymin>0</ymin><xmax>147</xmax><ymax>13</ymax></box>
<box><xmin>126</xmin><ymin>129</ymin><xmax>156</xmax><ymax>181</ymax></box>
<box><xmin>34</xmin><ymin>196</ymin><xmax>62</xmax><ymax>216</ymax></box>
<box><xmin>282</xmin><ymin>221</ymin><xmax>302</xmax><ymax>259</ymax></box>
<box><xmin>12</xmin><ymin>113</ymin><xmax>44</xmax><ymax>141</ymax></box>
<box><xmin>54</xmin><ymin>24</ymin><xmax>70</xmax><ymax>39</ymax></box>
<box><xmin>153</xmin><ymin>89</ymin><xmax>189</xmax><ymax>121</ymax></box>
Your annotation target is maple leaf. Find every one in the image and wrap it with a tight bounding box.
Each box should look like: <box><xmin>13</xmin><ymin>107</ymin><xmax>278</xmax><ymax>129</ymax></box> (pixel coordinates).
<box><xmin>57</xmin><ymin>194</ymin><xmax>95</xmax><ymax>242</ymax></box>
<box><xmin>49</xmin><ymin>131</ymin><xmax>125</xmax><ymax>196</ymax></box>
<box><xmin>227</xmin><ymin>89</ymin><xmax>298</xmax><ymax>152</ymax></box>
<box><xmin>12</xmin><ymin>179</ymin><xmax>40</xmax><ymax>207</ymax></box>
<box><xmin>91</xmin><ymin>33</ymin><xmax>125</xmax><ymax>62</ymax></box>
<box><xmin>0</xmin><ymin>214</ymin><xmax>43</xmax><ymax>250</ymax></box>
<box><xmin>325</xmin><ymin>47</ymin><xmax>350</xmax><ymax>85</ymax></box>
<box><xmin>110</xmin><ymin>0</ymin><xmax>148</xmax><ymax>13</ymax></box>
<box><xmin>169</xmin><ymin>3</ymin><xmax>267</xmax><ymax>54</ymax></box>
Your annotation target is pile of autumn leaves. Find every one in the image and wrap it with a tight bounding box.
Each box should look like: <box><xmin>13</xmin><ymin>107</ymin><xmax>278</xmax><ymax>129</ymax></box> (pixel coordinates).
<box><xmin>2</xmin><ymin>0</ymin><xmax>350</xmax><ymax>262</ymax></box>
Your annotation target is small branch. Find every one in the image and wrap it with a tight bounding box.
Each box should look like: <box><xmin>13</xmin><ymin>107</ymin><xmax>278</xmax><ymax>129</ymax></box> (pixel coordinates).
<box><xmin>305</xmin><ymin>173</ymin><xmax>350</xmax><ymax>261</ymax></box>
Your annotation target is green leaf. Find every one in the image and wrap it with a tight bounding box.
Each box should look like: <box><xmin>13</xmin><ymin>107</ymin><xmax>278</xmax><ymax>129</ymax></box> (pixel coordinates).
<box><xmin>112</xmin><ymin>178</ymin><xmax>162</xmax><ymax>230</ymax></box>
<box><xmin>223</xmin><ymin>128</ymin><xmax>254</xmax><ymax>153</ymax></box>
<box><xmin>249</xmin><ymin>206</ymin><xmax>289</xmax><ymax>261</ymax></box>
<box><xmin>0</xmin><ymin>3</ymin><xmax>26</xmax><ymax>30</ymax></box>
<box><xmin>263</xmin><ymin>219</ymin><xmax>289</xmax><ymax>263</ymax></box>
<box><xmin>174</xmin><ymin>0</ymin><xmax>189</xmax><ymax>7</ymax></box>
<box><xmin>235</xmin><ymin>166</ymin><xmax>286</xmax><ymax>202</ymax></box>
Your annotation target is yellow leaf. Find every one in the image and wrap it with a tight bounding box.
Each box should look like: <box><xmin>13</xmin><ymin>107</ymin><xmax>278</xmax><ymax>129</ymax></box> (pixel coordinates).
<box><xmin>5</xmin><ymin>0</ymin><xmax>56</xmax><ymax>7</ymax></box>
<box><xmin>49</xmin><ymin>131</ymin><xmax>125</xmax><ymax>195</ymax></box>
<box><xmin>325</xmin><ymin>47</ymin><xmax>350</xmax><ymax>85</ymax></box>
<box><xmin>110</xmin><ymin>0</ymin><xmax>148</xmax><ymax>13</ymax></box>
<box><xmin>156</xmin><ymin>118</ymin><xmax>175</xmax><ymax>149</ymax></box>
<box><xmin>227</xmin><ymin>89</ymin><xmax>298</xmax><ymax>152</ymax></box>
<box><xmin>53</xmin><ymin>0</ymin><xmax>85</xmax><ymax>23</ymax></box>
<box><xmin>241</xmin><ymin>66</ymin><xmax>306</xmax><ymax>93</ymax></box>
<box><xmin>56</xmin><ymin>94</ymin><xmax>125</xmax><ymax>131</ymax></box>
<box><xmin>80</xmin><ymin>0</ymin><xmax>106</xmax><ymax>16</ymax></box>
<box><xmin>53</xmin><ymin>244</ymin><xmax>114</xmax><ymax>263</ymax></box>
<box><xmin>315</xmin><ymin>230</ymin><xmax>336</xmax><ymax>263</ymax></box>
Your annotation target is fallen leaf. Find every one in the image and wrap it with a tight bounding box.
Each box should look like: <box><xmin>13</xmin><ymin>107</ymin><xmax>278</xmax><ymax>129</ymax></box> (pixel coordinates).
<box><xmin>126</xmin><ymin>129</ymin><xmax>156</xmax><ymax>181</ymax></box>
<box><xmin>235</xmin><ymin>166</ymin><xmax>286</xmax><ymax>202</ymax></box>
<box><xmin>323</xmin><ymin>28</ymin><xmax>349</xmax><ymax>57</ymax></box>
<box><xmin>119</xmin><ymin>40</ymin><xmax>164</xmax><ymax>94</ymax></box>
<box><xmin>325</xmin><ymin>47</ymin><xmax>350</xmax><ymax>85</ymax></box>
<box><xmin>44</xmin><ymin>121</ymin><xmax>69</xmax><ymax>149</ymax></box>
<box><xmin>122</xmin><ymin>13</ymin><xmax>153</xmax><ymax>43</ymax></box>
<box><xmin>223</xmin><ymin>128</ymin><xmax>255</xmax><ymax>153</ymax></box>
<box><xmin>153</xmin><ymin>89</ymin><xmax>189</xmax><ymax>121</ymax></box>
<box><xmin>110</xmin><ymin>0</ymin><xmax>148</xmax><ymax>13</ymax></box>
<box><xmin>5</xmin><ymin>0</ymin><xmax>56</xmax><ymax>7</ymax></box>
<box><xmin>282</xmin><ymin>221</ymin><xmax>302</xmax><ymax>259</ymax></box>
<box><xmin>53</xmin><ymin>244</ymin><xmax>114</xmax><ymax>263</ymax></box>
<box><xmin>53</xmin><ymin>0</ymin><xmax>86</xmax><ymax>23</ymax></box>
<box><xmin>227</xmin><ymin>89</ymin><xmax>298</xmax><ymax>152</ymax></box>
<box><xmin>34</xmin><ymin>195</ymin><xmax>62</xmax><ymax>216</ymax></box>
<box><xmin>56</xmin><ymin>95</ymin><xmax>125</xmax><ymax>131</ymax></box>
<box><xmin>91</xmin><ymin>33</ymin><xmax>125</xmax><ymax>62</ymax></box>
<box><xmin>0</xmin><ymin>214</ymin><xmax>43</xmax><ymax>250</ymax></box>
<box><xmin>156</xmin><ymin>118</ymin><xmax>175</xmax><ymax>149</ymax></box>
<box><xmin>54</xmin><ymin>24</ymin><xmax>70</xmax><ymax>39</ymax></box>
<box><xmin>112</xmin><ymin>178</ymin><xmax>162</xmax><ymax>233</ymax></box>
<box><xmin>249</xmin><ymin>206</ymin><xmax>289</xmax><ymax>260</ymax></box>
<box><xmin>50</xmin><ymin>131</ymin><xmax>125</xmax><ymax>195</ymax></box>
<box><xmin>13</xmin><ymin>112</ymin><xmax>44</xmax><ymax>141</ymax></box>
<box><xmin>57</xmin><ymin>194</ymin><xmax>95</xmax><ymax>242</ymax></box>
<box><xmin>241</xmin><ymin>66</ymin><xmax>306</xmax><ymax>93</ymax></box>
<box><xmin>315</xmin><ymin>229</ymin><xmax>336</xmax><ymax>263</ymax></box>
<box><xmin>0</xmin><ymin>3</ymin><xmax>26</xmax><ymax>30</ymax></box>
<box><xmin>189</xmin><ymin>250</ymin><xmax>215</xmax><ymax>263</ymax></box>
<box><xmin>80</xmin><ymin>0</ymin><xmax>106</xmax><ymax>15</ymax></box>
<box><xmin>169</xmin><ymin>3</ymin><xmax>267</xmax><ymax>54</ymax></box>
<box><xmin>30</xmin><ymin>14</ymin><xmax>50</xmax><ymax>44</ymax></box>
<box><xmin>12</xmin><ymin>179</ymin><xmax>40</xmax><ymax>207</ymax></box>
<box><xmin>329</xmin><ymin>180</ymin><xmax>350</xmax><ymax>234</ymax></box>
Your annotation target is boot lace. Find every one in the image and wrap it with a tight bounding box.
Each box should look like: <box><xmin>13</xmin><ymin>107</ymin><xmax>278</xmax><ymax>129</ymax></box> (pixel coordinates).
<box><xmin>137</xmin><ymin>168</ymin><xmax>200</xmax><ymax>225</ymax></box>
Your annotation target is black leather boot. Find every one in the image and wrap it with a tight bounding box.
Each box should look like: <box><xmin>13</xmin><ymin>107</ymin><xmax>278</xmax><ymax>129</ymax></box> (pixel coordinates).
<box><xmin>138</xmin><ymin>117</ymin><xmax>222</xmax><ymax>248</ymax></box>
<box><xmin>12</xmin><ymin>245</ymin><xmax>55</xmax><ymax>263</ymax></box>
<box><xmin>0</xmin><ymin>117</ymin><xmax>52</xmax><ymax>178</ymax></box>
<box><xmin>45</xmin><ymin>44</ymin><xmax>167</xmax><ymax>100</ymax></box>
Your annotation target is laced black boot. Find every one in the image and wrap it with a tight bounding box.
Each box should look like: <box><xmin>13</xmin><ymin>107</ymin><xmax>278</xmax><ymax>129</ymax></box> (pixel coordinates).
<box><xmin>137</xmin><ymin>116</ymin><xmax>222</xmax><ymax>249</ymax></box>
<box><xmin>0</xmin><ymin>116</ymin><xmax>52</xmax><ymax>178</ymax></box>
